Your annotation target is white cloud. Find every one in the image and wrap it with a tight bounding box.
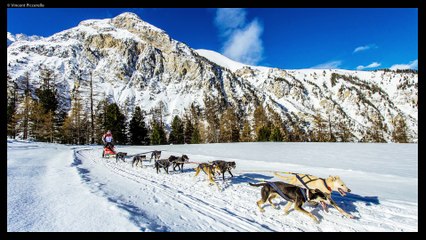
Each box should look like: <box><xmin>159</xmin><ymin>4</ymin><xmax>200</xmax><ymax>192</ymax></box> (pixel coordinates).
<box><xmin>390</xmin><ymin>59</ymin><xmax>418</xmax><ymax>70</ymax></box>
<box><xmin>356</xmin><ymin>62</ymin><xmax>381</xmax><ymax>70</ymax></box>
<box><xmin>353</xmin><ymin>44</ymin><xmax>378</xmax><ymax>53</ymax></box>
<box><xmin>310</xmin><ymin>60</ymin><xmax>342</xmax><ymax>69</ymax></box>
<box><xmin>215</xmin><ymin>8</ymin><xmax>247</xmax><ymax>36</ymax></box>
<box><xmin>215</xmin><ymin>8</ymin><xmax>264</xmax><ymax>65</ymax></box>
<box><xmin>222</xmin><ymin>20</ymin><xmax>264</xmax><ymax>65</ymax></box>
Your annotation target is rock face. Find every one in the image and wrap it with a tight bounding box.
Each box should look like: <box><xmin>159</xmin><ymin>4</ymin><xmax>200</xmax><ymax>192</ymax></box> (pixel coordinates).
<box><xmin>7</xmin><ymin>12</ymin><xmax>418</xmax><ymax>142</ymax></box>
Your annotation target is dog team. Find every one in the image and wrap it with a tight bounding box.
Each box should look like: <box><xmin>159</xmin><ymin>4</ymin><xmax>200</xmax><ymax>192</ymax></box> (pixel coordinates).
<box><xmin>112</xmin><ymin>150</ymin><xmax>353</xmax><ymax>223</ymax></box>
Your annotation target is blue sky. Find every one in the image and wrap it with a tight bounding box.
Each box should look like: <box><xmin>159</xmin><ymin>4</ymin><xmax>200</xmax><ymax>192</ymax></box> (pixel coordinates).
<box><xmin>7</xmin><ymin>8</ymin><xmax>418</xmax><ymax>70</ymax></box>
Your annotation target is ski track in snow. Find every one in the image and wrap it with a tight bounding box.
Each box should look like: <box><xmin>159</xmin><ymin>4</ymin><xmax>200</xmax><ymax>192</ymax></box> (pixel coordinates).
<box><xmin>7</xmin><ymin>141</ymin><xmax>417</xmax><ymax>232</ymax></box>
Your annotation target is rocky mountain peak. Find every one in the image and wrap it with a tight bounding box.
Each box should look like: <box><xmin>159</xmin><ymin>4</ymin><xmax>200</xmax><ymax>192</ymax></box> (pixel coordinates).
<box><xmin>114</xmin><ymin>12</ymin><xmax>142</xmax><ymax>21</ymax></box>
<box><xmin>111</xmin><ymin>12</ymin><xmax>165</xmax><ymax>34</ymax></box>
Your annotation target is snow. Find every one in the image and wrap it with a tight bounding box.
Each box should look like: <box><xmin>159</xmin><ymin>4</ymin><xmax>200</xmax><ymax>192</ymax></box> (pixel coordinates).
<box><xmin>8</xmin><ymin>140</ymin><xmax>417</xmax><ymax>232</ymax></box>
<box><xmin>196</xmin><ymin>49</ymin><xmax>249</xmax><ymax>72</ymax></box>
<box><xmin>196</xmin><ymin>49</ymin><xmax>270</xmax><ymax>72</ymax></box>
<box><xmin>7</xmin><ymin>32</ymin><xmax>43</xmax><ymax>47</ymax></box>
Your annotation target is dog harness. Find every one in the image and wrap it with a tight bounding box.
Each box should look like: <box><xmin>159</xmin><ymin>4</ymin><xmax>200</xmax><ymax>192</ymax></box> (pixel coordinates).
<box><xmin>267</xmin><ymin>182</ymin><xmax>310</xmax><ymax>202</ymax></box>
<box><xmin>294</xmin><ymin>174</ymin><xmax>311</xmax><ymax>201</ymax></box>
<box><xmin>200</xmin><ymin>164</ymin><xmax>214</xmax><ymax>176</ymax></box>
<box><xmin>267</xmin><ymin>182</ymin><xmax>293</xmax><ymax>202</ymax></box>
<box><xmin>157</xmin><ymin>160</ymin><xmax>169</xmax><ymax>168</ymax></box>
<box><xmin>322</xmin><ymin>179</ymin><xmax>332</xmax><ymax>192</ymax></box>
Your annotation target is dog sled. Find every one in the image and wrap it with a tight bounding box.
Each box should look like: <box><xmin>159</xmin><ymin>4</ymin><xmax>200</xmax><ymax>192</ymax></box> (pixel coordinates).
<box><xmin>102</xmin><ymin>145</ymin><xmax>117</xmax><ymax>158</ymax></box>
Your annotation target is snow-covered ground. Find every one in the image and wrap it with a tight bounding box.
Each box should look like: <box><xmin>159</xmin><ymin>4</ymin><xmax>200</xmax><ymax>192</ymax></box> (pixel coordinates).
<box><xmin>7</xmin><ymin>140</ymin><xmax>417</xmax><ymax>232</ymax></box>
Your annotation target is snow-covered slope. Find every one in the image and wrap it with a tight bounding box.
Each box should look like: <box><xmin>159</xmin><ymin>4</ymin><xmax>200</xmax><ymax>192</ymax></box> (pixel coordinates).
<box><xmin>196</xmin><ymin>49</ymin><xmax>270</xmax><ymax>72</ymax></box>
<box><xmin>7</xmin><ymin>12</ymin><xmax>418</xmax><ymax>142</ymax></box>
<box><xmin>7</xmin><ymin>32</ymin><xmax>43</xmax><ymax>46</ymax></box>
<box><xmin>7</xmin><ymin>140</ymin><xmax>418</xmax><ymax>231</ymax></box>
<box><xmin>196</xmin><ymin>49</ymin><xmax>250</xmax><ymax>71</ymax></box>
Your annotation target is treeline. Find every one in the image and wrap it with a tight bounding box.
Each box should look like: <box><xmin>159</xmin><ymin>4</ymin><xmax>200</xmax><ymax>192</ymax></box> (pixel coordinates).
<box><xmin>374</xmin><ymin>68</ymin><xmax>418</xmax><ymax>74</ymax></box>
<box><xmin>7</xmin><ymin>69</ymin><xmax>411</xmax><ymax>144</ymax></box>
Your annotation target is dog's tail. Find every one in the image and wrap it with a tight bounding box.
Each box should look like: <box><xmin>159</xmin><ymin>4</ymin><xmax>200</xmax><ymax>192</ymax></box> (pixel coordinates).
<box><xmin>249</xmin><ymin>182</ymin><xmax>267</xmax><ymax>187</ymax></box>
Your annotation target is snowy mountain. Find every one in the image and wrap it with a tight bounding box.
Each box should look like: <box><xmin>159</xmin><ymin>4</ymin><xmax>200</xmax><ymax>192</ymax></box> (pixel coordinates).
<box><xmin>7</xmin><ymin>32</ymin><xmax>43</xmax><ymax>46</ymax></box>
<box><xmin>7</xmin><ymin>12</ymin><xmax>418</xmax><ymax>142</ymax></box>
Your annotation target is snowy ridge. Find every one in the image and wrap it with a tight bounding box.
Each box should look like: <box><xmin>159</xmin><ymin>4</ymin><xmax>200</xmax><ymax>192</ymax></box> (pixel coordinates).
<box><xmin>7</xmin><ymin>12</ymin><xmax>418</xmax><ymax>142</ymax></box>
<box><xmin>196</xmin><ymin>49</ymin><xmax>250</xmax><ymax>72</ymax></box>
<box><xmin>7</xmin><ymin>140</ymin><xmax>418</xmax><ymax>231</ymax></box>
<box><xmin>196</xmin><ymin>49</ymin><xmax>270</xmax><ymax>72</ymax></box>
<box><xmin>7</xmin><ymin>32</ymin><xmax>43</xmax><ymax>46</ymax></box>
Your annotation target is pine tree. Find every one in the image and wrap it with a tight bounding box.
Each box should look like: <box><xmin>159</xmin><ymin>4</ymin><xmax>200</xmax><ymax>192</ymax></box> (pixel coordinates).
<box><xmin>129</xmin><ymin>106</ymin><xmax>149</xmax><ymax>145</ymax></box>
<box><xmin>104</xmin><ymin>103</ymin><xmax>127</xmax><ymax>144</ymax></box>
<box><xmin>391</xmin><ymin>114</ymin><xmax>409</xmax><ymax>143</ymax></box>
<box><xmin>89</xmin><ymin>74</ymin><xmax>95</xmax><ymax>144</ymax></box>
<box><xmin>312</xmin><ymin>113</ymin><xmax>328</xmax><ymax>142</ymax></box>
<box><xmin>150</xmin><ymin>121</ymin><xmax>167</xmax><ymax>145</ymax></box>
<box><xmin>72</xmin><ymin>95</ymin><xmax>83</xmax><ymax>144</ymax></box>
<box><xmin>151</xmin><ymin>124</ymin><xmax>161</xmax><ymax>145</ymax></box>
<box><xmin>61</xmin><ymin>113</ymin><xmax>75</xmax><ymax>144</ymax></box>
<box><xmin>37</xmin><ymin>111</ymin><xmax>55</xmax><ymax>142</ymax></box>
<box><xmin>363</xmin><ymin>113</ymin><xmax>387</xmax><ymax>143</ymax></box>
<box><xmin>7</xmin><ymin>110</ymin><xmax>19</xmax><ymax>139</ymax></box>
<box><xmin>79</xmin><ymin>111</ymin><xmax>91</xmax><ymax>144</ymax></box>
<box><xmin>203</xmin><ymin>95</ymin><xmax>220</xmax><ymax>143</ymax></box>
<box><xmin>95</xmin><ymin>99</ymin><xmax>108</xmax><ymax>144</ymax></box>
<box><xmin>219</xmin><ymin>106</ymin><xmax>240</xmax><ymax>143</ymax></box>
<box><xmin>253</xmin><ymin>105</ymin><xmax>271</xmax><ymax>141</ymax></box>
<box><xmin>256</xmin><ymin>126</ymin><xmax>271</xmax><ymax>142</ymax></box>
<box><xmin>190</xmin><ymin>103</ymin><xmax>201</xmax><ymax>124</ymax></box>
<box><xmin>240</xmin><ymin>120</ymin><xmax>252</xmax><ymax>142</ymax></box>
<box><xmin>28</xmin><ymin>99</ymin><xmax>45</xmax><ymax>140</ymax></box>
<box><xmin>326</xmin><ymin>113</ymin><xmax>337</xmax><ymax>142</ymax></box>
<box><xmin>21</xmin><ymin>72</ymin><xmax>31</xmax><ymax>139</ymax></box>
<box><xmin>197</xmin><ymin>121</ymin><xmax>208</xmax><ymax>144</ymax></box>
<box><xmin>289</xmin><ymin>120</ymin><xmax>304</xmax><ymax>142</ymax></box>
<box><xmin>191</xmin><ymin>124</ymin><xmax>201</xmax><ymax>144</ymax></box>
<box><xmin>169</xmin><ymin>115</ymin><xmax>184</xmax><ymax>144</ymax></box>
<box><xmin>34</xmin><ymin>69</ymin><xmax>58</xmax><ymax>142</ymax></box>
<box><xmin>7</xmin><ymin>76</ymin><xmax>18</xmax><ymax>138</ymax></box>
<box><xmin>54</xmin><ymin>110</ymin><xmax>67</xmax><ymax>143</ymax></box>
<box><xmin>336</xmin><ymin>120</ymin><xmax>353</xmax><ymax>142</ymax></box>
<box><xmin>253</xmin><ymin>105</ymin><xmax>268</xmax><ymax>128</ymax></box>
<box><xmin>184</xmin><ymin>116</ymin><xmax>194</xmax><ymax>144</ymax></box>
<box><xmin>39</xmin><ymin>65</ymin><xmax>55</xmax><ymax>90</ymax></box>
<box><xmin>270</xmin><ymin>126</ymin><xmax>283</xmax><ymax>142</ymax></box>
<box><xmin>72</xmin><ymin>84</ymin><xmax>83</xmax><ymax>144</ymax></box>
<box><xmin>36</xmin><ymin>82</ymin><xmax>57</xmax><ymax>114</ymax></box>
<box><xmin>268</xmin><ymin>106</ymin><xmax>289</xmax><ymax>141</ymax></box>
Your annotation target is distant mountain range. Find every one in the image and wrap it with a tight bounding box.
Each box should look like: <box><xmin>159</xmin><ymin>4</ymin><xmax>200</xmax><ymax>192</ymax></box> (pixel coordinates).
<box><xmin>7</xmin><ymin>32</ymin><xmax>43</xmax><ymax>46</ymax></box>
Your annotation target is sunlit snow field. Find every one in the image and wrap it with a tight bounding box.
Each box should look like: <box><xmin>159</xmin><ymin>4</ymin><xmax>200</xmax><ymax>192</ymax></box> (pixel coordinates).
<box><xmin>7</xmin><ymin>140</ymin><xmax>417</xmax><ymax>232</ymax></box>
